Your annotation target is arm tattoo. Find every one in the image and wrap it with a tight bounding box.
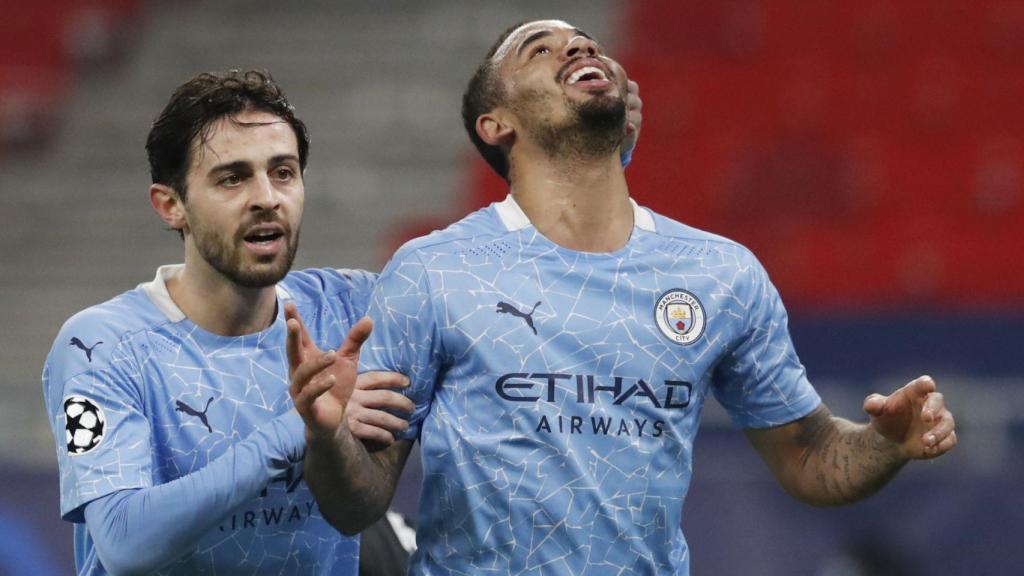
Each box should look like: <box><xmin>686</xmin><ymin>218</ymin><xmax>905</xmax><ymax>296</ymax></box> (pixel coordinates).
<box><xmin>794</xmin><ymin>407</ymin><xmax>906</xmax><ymax>505</ymax></box>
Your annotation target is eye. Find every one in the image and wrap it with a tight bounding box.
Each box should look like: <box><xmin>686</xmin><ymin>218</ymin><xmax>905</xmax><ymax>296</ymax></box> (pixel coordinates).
<box><xmin>531</xmin><ymin>45</ymin><xmax>551</xmax><ymax>58</ymax></box>
<box><xmin>219</xmin><ymin>173</ymin><xmax>242</xmax><ymax>187</ymax></box>
<box><xmin>273</xmin><ymin>167</ymin><xmax>296</xmax><ymax>181</ymax></box>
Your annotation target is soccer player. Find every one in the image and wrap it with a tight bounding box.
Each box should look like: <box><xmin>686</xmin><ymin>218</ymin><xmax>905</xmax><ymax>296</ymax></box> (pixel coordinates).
<box><xmin>41</xmin><ymin>70</ymin><xmax>413</xmax><ymax>575</ymax></box>
<box><xmin>288</xmin><ymin>19</ymin><xmax>956</xmax><ymax>575</ymax></box>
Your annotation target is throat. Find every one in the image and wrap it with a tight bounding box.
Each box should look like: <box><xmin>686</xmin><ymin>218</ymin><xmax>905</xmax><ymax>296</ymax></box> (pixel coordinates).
<box><xmin>514</xmin><ymin>186</ymin><xmax>635</xmax><ymax>253</ymax></box>
<box><xmin>170</xmin><ymin>263</ymin><xmax>279</xmax><ymax>336</ymax></box>
<box><xmin>541</xmin><ymin>211</ymin><xmax>634</xmax><ymax>252</ymax></box>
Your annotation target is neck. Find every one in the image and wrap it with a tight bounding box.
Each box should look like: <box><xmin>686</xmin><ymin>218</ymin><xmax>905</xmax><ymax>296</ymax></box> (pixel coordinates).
<box><xmin>508</xmin><ymin>147</ymin><xmax>633</xmax><ymax>252</ymax></box>
<box><xmin>167</xmin><ymin>248</ymin><xmax>279</xmax><ymax>336</ymax></box>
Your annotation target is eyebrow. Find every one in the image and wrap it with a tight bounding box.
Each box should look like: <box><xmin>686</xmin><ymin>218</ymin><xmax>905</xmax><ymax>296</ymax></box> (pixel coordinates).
<box><xmin>208</xmin><ymin>160</ymin><xmax>252</xmax><ymax>176</ymax></box>
<box><xmin>516</xmin><ymin>28</ymin><xmax>594</xmax><ymax>57</ymax></box>
<box><xmin>207</xmin><ymin>154</ymin><xmax>300</xmax><ymax>176</ymax></box>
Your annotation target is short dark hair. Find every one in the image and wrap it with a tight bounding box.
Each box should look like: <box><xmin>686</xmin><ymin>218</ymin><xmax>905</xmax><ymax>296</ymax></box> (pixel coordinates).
<box><xmin>146</xmin><ymin>69</ymin><xmax>310</xmax><ymax>200</ymax></box>
<box><xmin>461</xmin><ymin>22</ymin><xmax>526</xmax><ymax>182</ymax></box>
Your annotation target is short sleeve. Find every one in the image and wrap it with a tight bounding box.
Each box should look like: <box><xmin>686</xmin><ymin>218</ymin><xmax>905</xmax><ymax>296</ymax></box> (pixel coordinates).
<box><xmin>711</xmin><ymin>254</ymin><xmax>821</xmax><ymax>429</ymax></box>
<box><xmin>43</xmin><ymin>315</ymin><xmax>153</xmax><ymax>522</ymax></box>
<box><xmin>359</xmin><ymin>250</ymin><xmax>444</xmax><ymax>440</ymax></box>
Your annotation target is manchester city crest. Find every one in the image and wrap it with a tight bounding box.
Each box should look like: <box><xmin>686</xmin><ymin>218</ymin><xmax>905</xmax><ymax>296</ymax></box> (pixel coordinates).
<box><xmin>654</xmin><ymin>290</ymin><xmax>706</xmax><ymax>345</ymax></box>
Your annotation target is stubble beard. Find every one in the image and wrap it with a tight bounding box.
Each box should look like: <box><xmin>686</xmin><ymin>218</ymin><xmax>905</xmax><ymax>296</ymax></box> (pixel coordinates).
<box><xmin>522</xmin><ymin>92</ymin><xmax>628</xmax><ymax>162</ymax></box>
<box><xmin>190</xmin><ymin>212</ymin><xmax>300</xmax><ymax>289</ymax></box>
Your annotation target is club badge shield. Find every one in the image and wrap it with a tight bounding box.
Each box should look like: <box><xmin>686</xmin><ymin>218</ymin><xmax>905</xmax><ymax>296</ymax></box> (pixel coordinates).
<box><xmin>655</xmin><ymin>290</ymin><xmax>706</xmax><ymax>345</ymax></box>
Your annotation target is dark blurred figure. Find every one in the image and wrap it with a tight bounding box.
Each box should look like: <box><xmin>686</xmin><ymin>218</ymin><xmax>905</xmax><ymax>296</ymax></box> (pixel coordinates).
<box><xmin>359</xmin><ymin>510</ymin><xmax>415</xmax><ymax>576</ymax></box>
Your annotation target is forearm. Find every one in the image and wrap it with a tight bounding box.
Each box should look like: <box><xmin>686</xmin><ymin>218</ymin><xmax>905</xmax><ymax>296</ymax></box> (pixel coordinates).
<box><xmin>793</xmin><ymin>412</ymin><xmax>907</xmax><ymax>506</ymax></box>
<box><xmin>304</xmin><ymin>425</ymin><xmax>409</xmax><ymax>536</ymax></box>
<box><xmin>83</xmin><ymin>410</ymin><xmax>305</xmax><ymax>575</ymax></box>
<box><xmin>749</xmin><ymin>405</ymin><xmax>908</xmax><ymax>507</ymax></box>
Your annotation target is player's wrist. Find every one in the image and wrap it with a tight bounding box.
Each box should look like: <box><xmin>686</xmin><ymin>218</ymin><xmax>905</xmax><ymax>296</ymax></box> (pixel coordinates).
<box><xmin>865</xmin><ymin>422</ymin><xmax>911</xmax><ymax>463</ymax></box>
<box><xmin>304</xmin><ymin>413</ymin><xmax>349</xmax><ymax>449</ymax></box>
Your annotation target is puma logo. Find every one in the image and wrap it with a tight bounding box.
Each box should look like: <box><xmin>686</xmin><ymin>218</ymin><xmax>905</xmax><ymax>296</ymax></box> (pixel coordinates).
<box><xmin>496</xmin><ymin>301</ymin><xmax>542</xmax><ymax>335</ymax></box>
<box><xmin>175</xmin><ymin>397</ymin><xmax>215</xmax><ymax>433</ymax></box>
<box><xmin>69</xmin><ymin>337</ymin><xmax>103</xmax><ymax>362</ymax></box>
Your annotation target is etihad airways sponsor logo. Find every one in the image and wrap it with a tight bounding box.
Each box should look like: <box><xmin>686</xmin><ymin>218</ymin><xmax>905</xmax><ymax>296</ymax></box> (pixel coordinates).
<box><xmin>495</xmin><ymin>373</ymin><xmax>693</xmax><ymax>409</ymax></box>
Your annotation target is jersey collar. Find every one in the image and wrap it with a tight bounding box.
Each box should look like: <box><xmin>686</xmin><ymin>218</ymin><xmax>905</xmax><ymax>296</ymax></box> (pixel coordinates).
<box><xmin>140</xmin><ymin>264</ymin><xmax>292</xmax><ymax>322</ymax></box>
<box><xmin>494</xmin><ymin>194</ymin><xmax>656</xmax><ymax>233</ymax></box>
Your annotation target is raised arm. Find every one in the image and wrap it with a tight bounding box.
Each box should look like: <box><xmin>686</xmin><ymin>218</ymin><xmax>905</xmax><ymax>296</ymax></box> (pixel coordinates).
<box><xmin>285</xmin><ymin>304</ymin><xmax>412</xmax><ymax>535</ymax></box>
<box><xmin>745</xmin><ymin>375</ymin><xmax>957</xmax><ymax>506</ymax></box>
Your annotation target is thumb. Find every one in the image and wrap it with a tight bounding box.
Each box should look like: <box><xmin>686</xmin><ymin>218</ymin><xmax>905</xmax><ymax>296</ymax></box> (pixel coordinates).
<box><xmin>338</xmin><ymin>316</ymin><xmax>373</xmax><ymax>360</ymax></box>
<box><xmin>863</xmin><ymin>393</ymin><xmax>887</xmax><ymax>417</ymax></box>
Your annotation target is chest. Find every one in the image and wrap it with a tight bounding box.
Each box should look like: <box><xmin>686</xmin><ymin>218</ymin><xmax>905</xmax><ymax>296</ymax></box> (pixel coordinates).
<box><xmin>137</xmin><ymin>332</ymin><xmax>290</xmax><ymax>471</ymax></box>
<box><xmin>429</xmin><ymin>251</ymin><xmax>744</xmax><ymax>383</ymax></box>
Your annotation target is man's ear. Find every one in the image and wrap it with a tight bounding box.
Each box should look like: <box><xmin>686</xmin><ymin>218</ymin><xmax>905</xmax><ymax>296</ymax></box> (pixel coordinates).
<box><xmin>476</xmin><ymin>110</ymin><xmax>515</xmax><ymax>148</ymax></box>
<box><xmin>149</xmin><ymin>184</ymin><xmax>187</xmax><ymax>232</ymax></box>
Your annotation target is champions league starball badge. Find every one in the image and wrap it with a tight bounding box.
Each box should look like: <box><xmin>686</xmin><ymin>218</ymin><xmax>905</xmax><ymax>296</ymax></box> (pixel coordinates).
<box><xmin>654</xmin><ymin>290</ymin><xmax>706</xmax><ymax>345</ymax></box>
<box><xmin>64</xmin><ymin>395</ymin><xmax>106</xmax><ymax>456</ymax></box>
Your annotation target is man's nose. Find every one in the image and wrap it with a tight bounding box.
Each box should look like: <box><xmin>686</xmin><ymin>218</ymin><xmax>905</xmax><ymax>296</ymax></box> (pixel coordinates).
<box><xmin>564</xmin><ymin>36</ymin><xmax>598</xmax><ymax>59</ymax></box>
<box><xmin>249</xmin><ymin>175</ymin><xmax>280</xmax><ymax>211</ymax></box>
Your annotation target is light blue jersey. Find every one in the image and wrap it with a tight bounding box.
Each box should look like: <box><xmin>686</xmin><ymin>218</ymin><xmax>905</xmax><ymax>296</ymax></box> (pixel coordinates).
<box><xmin>43</xmin><ymin>265</ymin><xmax>375</xmax><ymax>575</ymax></box>
<box><xmin>361</xmin><ymin>195</ymin><xmax>821</xmax><ymax>575</ymax></box>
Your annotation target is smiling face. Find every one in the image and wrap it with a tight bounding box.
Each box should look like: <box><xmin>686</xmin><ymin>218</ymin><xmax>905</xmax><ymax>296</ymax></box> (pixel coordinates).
<box><xmin>490</xmin><ymin>20</ymin><xmax>629</xmax><ymax>157</ymax></box>
<box><xmin>179</xmin><ymin>108</ymin><xmax>303</xmax><ymax>288</ymax></box>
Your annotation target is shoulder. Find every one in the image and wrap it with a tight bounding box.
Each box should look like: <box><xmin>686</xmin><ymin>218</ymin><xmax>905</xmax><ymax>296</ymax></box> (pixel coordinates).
<box><xmin>43</xmin><ymin>288</ymin><xmax>163</xmax><ymax>412</ymax></box>
<box><xmin>388</xmin><ymin>204</ymin><xmax>509</xmax><ymax>266</ymax></box>
<box><xmin>280</xmin><ymin>268</ymin><xmax>381</xmax><ymax>329</ymax></box>
<box><xmin>643</xmin><ymin>207</ymin><xmax>764</xmax><ymax>269</ymax></box>
<box><xmin>281</xmin><ymin>268</ymin><xmax>379</xmax><ymax>302</ymax></box>
<box><xmin>48</xmin><ymin>288</ymin><xmax>162</xmax><ymax>374</ymax></box>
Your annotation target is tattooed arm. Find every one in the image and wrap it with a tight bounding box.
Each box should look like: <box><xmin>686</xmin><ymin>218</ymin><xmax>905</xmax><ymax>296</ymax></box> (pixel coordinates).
<box><xmin>745</xmin><ymin>376</ymin><xmax>957</xmax><ymax>506</ymax></box>
<box><xmin>284</xmin><ymin>305</ymin><xmax>413</xmax><ymax>535</ymax></box>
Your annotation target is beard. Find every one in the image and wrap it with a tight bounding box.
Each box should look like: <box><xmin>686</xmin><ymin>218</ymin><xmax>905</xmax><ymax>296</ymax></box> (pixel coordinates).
<box><xmin>518</xmin><ymin>91</ymin><xmax>628</xmax><ymax>161</ymax></box>
<box><xmin>188</xmin><ymin>210</ymin><xmax>299</xmax><ymax>288</ymax></box>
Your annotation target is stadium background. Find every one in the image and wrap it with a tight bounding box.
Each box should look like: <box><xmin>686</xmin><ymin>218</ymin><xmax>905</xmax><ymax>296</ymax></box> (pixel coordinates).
<box><xmin>1</xmin><ymin>1</ymin><xmax>1021</xmax><ymax>574</ymax></box>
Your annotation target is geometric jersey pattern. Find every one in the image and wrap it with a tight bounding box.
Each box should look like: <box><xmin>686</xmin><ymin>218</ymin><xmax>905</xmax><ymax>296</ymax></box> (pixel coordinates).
<box><xmin>43</xmin><ymin>265</ymin><xmax>375</xmax><ymax>575</ymax></box>
<box><xmin>361</xmin><ymin>195</ymin><xmax>821</xmax><ymax>575</ymax></box>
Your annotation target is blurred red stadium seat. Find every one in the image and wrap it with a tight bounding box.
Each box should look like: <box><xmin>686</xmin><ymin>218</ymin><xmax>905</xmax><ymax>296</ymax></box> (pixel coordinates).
<box><xmin>618</xmin><ymin>0</ymin><xmax>1023</xmax><ymax>311</ymax></box>
<box><xmin>0</xmin><ymin>0</ymin><xmax>141</xmax><ymax>156</ymax></box>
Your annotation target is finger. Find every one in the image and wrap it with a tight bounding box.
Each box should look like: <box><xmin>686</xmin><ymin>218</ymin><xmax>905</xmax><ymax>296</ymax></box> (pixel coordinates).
<box><xmin>356</xmin><ymin>371</ymin><xmax>411</xmax><ymax>391</ymax></box>
<box><xmin>353</xmin><ymin>389</ymin><xmax>415</xmax><ymax>414</ymax></box>
<box><xmin>286</xmin><ymin>303</ymin><xmax>322</xmax><ymax>361</ymax></box>
<box><xmin>862</xmin><ymin>393</ymin><xmax>887</xmax><ymax>416</ymax></box>
<box><xmin>922</xmin><ymin>409</ymin><xmax>955</xmax><ymax>447</ymax></box>
<box><xmin>924</xmin><ymin>429</ymin><xmax>957</xmax><ymax>457</ymax></box>
<box><xmin>906</xmin><ymin>375</ymin><xmax>937</xmax><ymax>399</ymax></box>
<box><xmin>286</xmin><ymin>316</ymin><xmax>304</xmax><ymax>376</ymax></box>
<box><xmin>284</xmin><ymin>302</ymin><xmax>300</xmax><ymax>322</ymax></box>
<box><xmin>350</xmin><ymin>421</ymin><xmax>397</xmax><ymax>446</ymax></box>
<box><xmin>293</xmin><ymin>373</ymin><xmax>336</xmax><ymax>414</ymax></box>
<box><xmin>352</xmin><ymin>409</ymin><xmax>410</xmax><ymax>435</ymax></box>
<box><xmin>338</xmin><ymin>316</ymin><xmax>373</xmax><ymax>360</ymax></box>
<box><xmin>291</xmin><ymin>351</ymin><xmax>337</xmax><ymax>397</ymax></box>
<box><xmin>627</xmin><ymin>80</ymin><xmax>641</xmax><ymax>110</ymax></box>
<box><xmin>931</xmin><ymin>430</ymin><xmax>957</xmax><ymax>455</ymax></box>
<box><xmin>921</xmin><ymin>392</ymin><xmax>945</xmax><ymax>423</ymax></box>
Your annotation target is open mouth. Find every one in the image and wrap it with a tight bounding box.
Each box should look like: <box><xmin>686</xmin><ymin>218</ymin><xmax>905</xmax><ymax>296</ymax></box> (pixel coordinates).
<box><xmin>244</xmin><ymin>229</ymin><xmax>284</xmax><ymax>244</ymax></box>
<box><xmin>567</xmin><ymin>66</ymin><xmax>609</xmax><ymax>85</ymax></box>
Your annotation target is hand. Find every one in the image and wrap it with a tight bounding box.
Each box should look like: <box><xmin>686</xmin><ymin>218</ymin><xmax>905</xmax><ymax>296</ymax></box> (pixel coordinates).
<box><xmin>622</xmin><ymin>79</ymin><xmax>642</xmax><ymax>158</ymax></box>
<box><xmin>286</xmin><ymin>303</ymin><xmax>372</xmax><ymax>442</ymax></box>
<box><xmin>863</xmin><ymin>375</ymin><xmax>957</xmax><ymax>460</ymax></box>
<box><xmin>348</xmin><ymin>371</ymin><xmax>414</xmax><ymax>448</ymax></box>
